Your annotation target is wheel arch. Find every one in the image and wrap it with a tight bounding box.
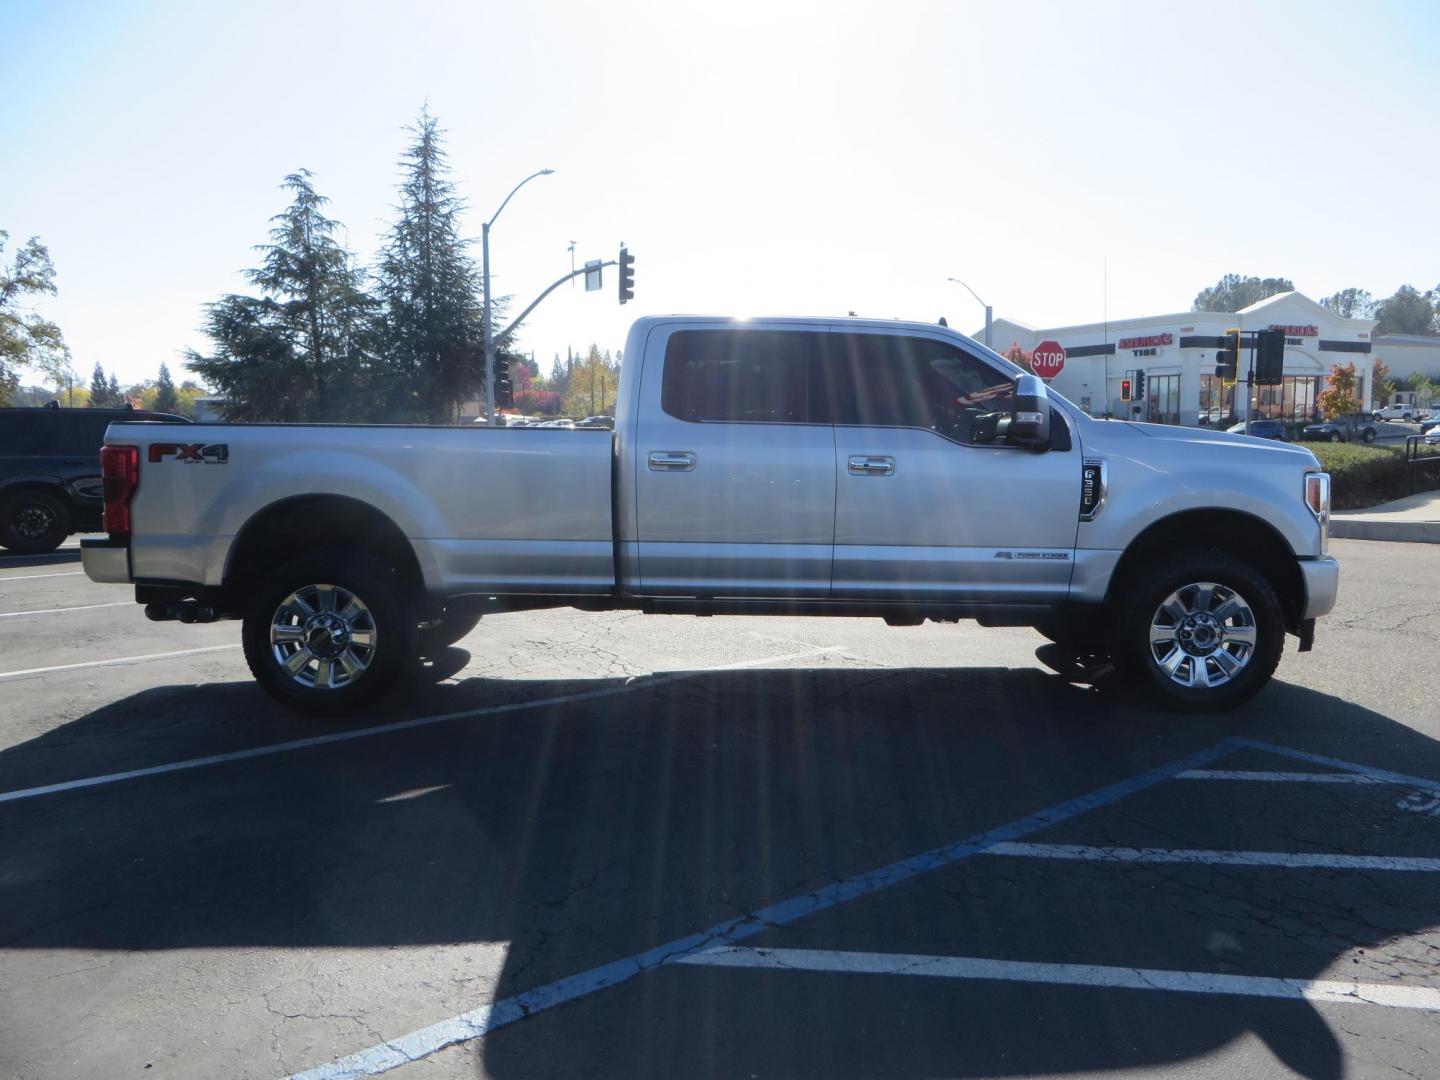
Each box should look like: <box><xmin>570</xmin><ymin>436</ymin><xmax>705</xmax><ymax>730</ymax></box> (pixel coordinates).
<box><xmin>222</xmin><ymin>494</ymin><xmax>428</xmax><ymax>612</ymax></box>
<box><xmin>0</xmin><ymin>478</ymin><xmax>72</xmax><ymax>503</ymax></box>
<box><xmin>1106</xmin><ymin>509</ymin><xmax>1305</xmax><ymax>633</ymax></box>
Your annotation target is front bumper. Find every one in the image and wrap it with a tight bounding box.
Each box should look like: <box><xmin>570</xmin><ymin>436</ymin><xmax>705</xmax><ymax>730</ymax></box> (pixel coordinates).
<box><xmin>1299</xmin><ymin>556</ymin><xmax>1340</xmax><ymax>621</ymax></box>
<box><xmin>81</xmin><ymin>537</ymin><xmax>132</xmax><ymax>584</ymax></box>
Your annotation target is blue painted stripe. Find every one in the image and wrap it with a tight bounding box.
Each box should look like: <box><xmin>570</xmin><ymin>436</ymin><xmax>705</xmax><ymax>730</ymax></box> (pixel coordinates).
<box><xmin>287</xmin><ymin>736</ymin><xmax>1245</xmax><ymax>1079</ymax></box>
<box><xmin>1230</xmin><ymin>737</ymin><xmax>1440</xmax><ymax>796</ymax></box>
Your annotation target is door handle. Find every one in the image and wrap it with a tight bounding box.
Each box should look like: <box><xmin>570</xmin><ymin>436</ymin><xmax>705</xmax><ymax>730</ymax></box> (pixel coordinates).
<box><xmin>848</xmin><ymin>455</ymin><xmax>895</xmax><ymax>476</ymax></box>
<box><xmin>648</xmin><ymin>451</ymin><xmax>696</xmax><ymax>472</ymax></box>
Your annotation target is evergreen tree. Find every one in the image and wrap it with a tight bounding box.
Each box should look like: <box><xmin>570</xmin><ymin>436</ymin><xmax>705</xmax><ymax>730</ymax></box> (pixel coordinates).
<box><xmin>0</xmin><ymin>231</ymin><xmax>71</xmax><ymax>405</ymax></box>
<box><xmin>108</xmin><ymin>372</ymin><xmax>122</xmax><ymax>405</ymax></box>
<box><xmin>154</xmin><ymin>361</ymin><xmax>178</xmax><ymax>413</ymax></box>
<box><xmin>90</xmin><ymin>362</ymin><xmax>112</xmax><ymax>406</ymax></box>
<box><xmin>187</xmin><ymin>171</ymin><xmax>378</xmax><ymax>421</ymax></box>
<box><xmin>376</xmin><ymin>108</ymin><xmax>487</xmax><ymax>423</ymax></box>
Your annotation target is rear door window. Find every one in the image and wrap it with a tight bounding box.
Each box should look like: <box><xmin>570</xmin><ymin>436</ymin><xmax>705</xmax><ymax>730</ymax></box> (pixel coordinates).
<box><xmin>661</xmin><ymin>330</ymin><xmax>818</xmax><ymax>424</ymax></box>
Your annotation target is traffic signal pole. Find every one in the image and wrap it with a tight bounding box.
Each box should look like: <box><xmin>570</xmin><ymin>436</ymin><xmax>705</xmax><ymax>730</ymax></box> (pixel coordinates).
<box><xmin>498</xmin><ymin>260</ymin><xmax>618</xmax><ymax>345</ymax></box>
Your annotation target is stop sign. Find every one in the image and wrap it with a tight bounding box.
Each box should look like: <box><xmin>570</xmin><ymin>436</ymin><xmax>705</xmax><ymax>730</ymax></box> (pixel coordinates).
<box><xmin>1031</xmin><ymin>340</ymin><xmax>1066</xmax><ymax>380</ymax></box>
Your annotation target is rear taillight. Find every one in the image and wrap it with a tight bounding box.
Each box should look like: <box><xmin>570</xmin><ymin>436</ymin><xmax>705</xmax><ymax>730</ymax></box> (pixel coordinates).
<box><xmin>100</xmin><ymin>445</ymin><xmax>140</xmax><ymax>539</ymax></box>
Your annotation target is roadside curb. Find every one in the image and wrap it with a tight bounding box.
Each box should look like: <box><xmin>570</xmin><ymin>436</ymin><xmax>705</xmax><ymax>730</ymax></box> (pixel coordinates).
<box><xmin>1329</xmin><ymin>519</ymin><xmax>1440</xmax><ymax>544</ymax></box>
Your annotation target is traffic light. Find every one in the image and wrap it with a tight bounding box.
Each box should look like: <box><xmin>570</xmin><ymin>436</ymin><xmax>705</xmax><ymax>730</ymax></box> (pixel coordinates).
<box><xmin>494</xmin><ymin>353</ymin><xmax>514</xmax><ymax>409</ymax></box>
<box><xmin>618</xmin><ymin>245</ymin><xmax>635</xmax><ymax>305</ymax></box>
<box><xmin>1133</xmin><ymin>369</ymin><xmax>1147</xmax><ymax>401</ymax></box>
<box><xmin>1120</xmin><ymin>377</ymin><xmax>1133</xmax><ymax>402</ymax></box>
<box><xmin>1215</xmin><ymin>327</ymin><xmax>1241</xmax><ymax>383</ymax></box>
<box><xmin>1255</xmin><ymin>328</ymin><xmax>1284</xmax><ymax>385</ymax></box>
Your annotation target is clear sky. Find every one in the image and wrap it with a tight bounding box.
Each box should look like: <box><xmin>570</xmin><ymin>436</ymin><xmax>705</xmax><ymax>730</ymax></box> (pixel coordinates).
<box><xmin>3</xmin><ymin>0</ymin><xmax>1439</xmax><ymax>387</ymax></box>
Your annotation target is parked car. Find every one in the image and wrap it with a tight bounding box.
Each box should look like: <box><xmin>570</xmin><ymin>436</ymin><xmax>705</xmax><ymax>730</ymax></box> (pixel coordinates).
<box><xmin>85</xmin><ymin>315</ymin><xmax>1337</xmax><ymax>716</ymax></box>
<box><xmin>1226</xmin><ymin>419</ymin><xmax>1288</xmax><ymax>441</ymax></box>
<box><xmin>1420</xmin><ymin>414</ymin><xmax>1440</xmax><ymax>435</ymax></box>
<box><xmin>1373</xmin><ymin>403</ymin><xmax>1417</xmax><ymax>422</ymax></box>
<box><xmin>0</xmin><ymin>404</ymin><xmax>190</xmax><ymax>553</ymax></box>
<box><xmin>1425</xmin><ymin>428</ymin><xmax>1440</xmax><ymax>446</ymax></box>
<box><xmin>537</xmin><ymin>418</ymin><xmax>575</xmax><ymax>429</ymax></box>
<box><xmin>575</xmin><ymin>415</ymin><xmax>614</xmax><ymax>429</ymax></box>
<box><xmin>1302</xmin><ymin>415</ymin><xmax>1379</xmax><ymax>444</ymax></box>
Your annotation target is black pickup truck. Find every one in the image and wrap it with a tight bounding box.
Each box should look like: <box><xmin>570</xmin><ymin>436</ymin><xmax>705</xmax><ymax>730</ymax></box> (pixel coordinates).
<box><xmin>0</xmin><ymin>405</ymin><xmax>189</xmax><ymax>553</ymax></box>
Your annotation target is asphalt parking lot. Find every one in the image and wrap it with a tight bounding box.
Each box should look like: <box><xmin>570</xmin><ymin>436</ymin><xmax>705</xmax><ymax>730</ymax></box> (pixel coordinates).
<box><xmin>2</xmin><ymin>538</ymin><xmax>1439</xmax><ymax>1080</ymax></box>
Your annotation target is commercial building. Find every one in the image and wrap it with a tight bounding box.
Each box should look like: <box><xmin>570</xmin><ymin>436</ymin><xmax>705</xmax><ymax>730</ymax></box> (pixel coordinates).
<box><xmin>986</xmin><ymin>291</ymin><xmax>1377</xmax><ymax>426</ymax></box>
<box><xmin>1370</xmin><ymin>333</ymin><xmax>1440</xmax><ymax>385</ymax></box>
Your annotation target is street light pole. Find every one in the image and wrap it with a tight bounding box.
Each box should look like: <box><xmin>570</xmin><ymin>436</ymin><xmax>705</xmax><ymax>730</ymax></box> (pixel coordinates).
<box><xmin>483</xmin><ymin>168</ymin><xmax>554</xmax><ymax>424</ymax></box>
<box><xmin>946</xmin><ymin>277</ymin><xmax>993</xmax><ymax>350</ymax></box>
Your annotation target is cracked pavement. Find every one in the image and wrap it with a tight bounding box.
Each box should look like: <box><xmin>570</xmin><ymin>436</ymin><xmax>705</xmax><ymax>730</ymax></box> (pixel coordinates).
<box><xmin>1</xmin><ymin>538</ymin><xmax>1439</xmax><ymax>1080</ymax></box>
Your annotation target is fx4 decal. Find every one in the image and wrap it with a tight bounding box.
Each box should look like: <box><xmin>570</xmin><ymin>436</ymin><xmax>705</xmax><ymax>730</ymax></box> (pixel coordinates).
<box><xmin>148</xmin><ymin>443</ymin><xmax>229</xmax><ymax>464</ymax></box>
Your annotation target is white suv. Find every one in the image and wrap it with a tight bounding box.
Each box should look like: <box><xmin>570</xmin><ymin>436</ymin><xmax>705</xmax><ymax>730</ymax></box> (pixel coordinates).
<box><xmin>1373</xmin><ymin>403</ymin><xmax>1418</xmax><ymax>422</ymax></box>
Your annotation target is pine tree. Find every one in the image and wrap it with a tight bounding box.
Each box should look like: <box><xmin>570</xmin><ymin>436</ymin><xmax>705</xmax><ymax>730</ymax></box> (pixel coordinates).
<box><xmin>0</xmin><ymin>231</ymin><xmax>71</xmax><ymax>405</ymax></box>
<box><xmin>187</xmin><ymin>171</ymin><xmax>378</xmax><ymax>421</ymax></box>
<box><xmin>90</xmin><ymin>362</ymin><xmax>112</xmax><ymax>407</ymax></box>
<box><xmin>154</xmin><ymin>362</ymin><xmax>178</xmax><ymax>413</ymax></box>
<box><xmin>376</xmin><ymin>108</ymin><xmax>487</xmax><ymax>423</ymax></box>
<box><xmin>108</xmin><ymin>372</ymin><xmax>122</xmax><ymax>406</ymax></box>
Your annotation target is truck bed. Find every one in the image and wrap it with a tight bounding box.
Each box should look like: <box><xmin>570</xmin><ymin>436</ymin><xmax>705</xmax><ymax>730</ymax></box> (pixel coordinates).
<box><xmin>118</xmin><ymin>423</ymin><xmax>616</xmax><ymax>597</ymax></box>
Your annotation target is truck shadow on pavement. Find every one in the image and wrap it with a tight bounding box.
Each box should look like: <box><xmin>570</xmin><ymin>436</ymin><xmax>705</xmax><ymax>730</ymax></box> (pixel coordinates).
<box><xmin>0</xmin><ymin>546</ymin><xmax>82</xmax><ymax>570</ymax></box>
<box><xmin>3</xmin><ymin>665</ymin><xmax>1440</xmax><ymax>1080</ymax></box>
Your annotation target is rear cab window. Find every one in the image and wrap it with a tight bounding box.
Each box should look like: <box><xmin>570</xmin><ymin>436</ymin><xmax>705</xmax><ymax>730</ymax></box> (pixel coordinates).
<box><xmin>660</xmin><ymin>330</ymin><xmax>817</xmax><ymax>424</ymax></box>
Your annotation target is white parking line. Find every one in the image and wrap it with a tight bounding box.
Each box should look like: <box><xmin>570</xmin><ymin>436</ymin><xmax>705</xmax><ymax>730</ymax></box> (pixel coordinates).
<box><xmin>0</xmin><ymin>646</ymin><xmax>844</xmax><ymax>804</ymax></box>
<box><xmin>986</xmin><ymin>842</ymin><xmax>1440</xmax><ymax>873</ymax></box>
<box><xmin>1178</xmin><ymin>769</ymin><xmax>1385</xmax><ymax>784</ymax></box>
<box><xmin>0</xmin><ymin>644</ymin><xmax>240</xmax><ymax>681</ymax></box>
<box><xmin>0</xmin><ymin>601</ymin><xmax>131</xmax><ymax>619</ymax></box>
<box><xmin>677</xmin><ymin>946</ymin><xmax>1440</xmax><ymax>1012</ymax></box>
<box><xmin>280</xmin><ymin>739</ymin><xmax>1244</xmax><ymax>1080</ymax></box>
<box><xmin>0</xmin><ymin>570</ymin><xmax>87</xmax><ymax>581</ymax></box>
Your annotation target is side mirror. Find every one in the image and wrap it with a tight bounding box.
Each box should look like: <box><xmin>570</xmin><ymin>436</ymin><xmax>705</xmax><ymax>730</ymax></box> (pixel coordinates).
<box><xmin>1008</xmin><ymin>374</ymin><xmax>1051</xmax><ymax>448</ymax></box>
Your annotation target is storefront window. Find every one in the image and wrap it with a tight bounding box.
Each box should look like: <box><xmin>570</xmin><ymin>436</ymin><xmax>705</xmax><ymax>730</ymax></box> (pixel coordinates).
<box><xmin>1255</xmin><ymin>376</ymin><xmax>1319</xmax><ymax>423</ymax></box>
<box><xmin>1143</xmin><ymin>374</ymin><xmax>1181</xmax><ymax>425</ymax></box>
<box><xmin>1199</xmin><ymin>375</ymin><xmax>1235</xmax><ymax>425</ymax></box>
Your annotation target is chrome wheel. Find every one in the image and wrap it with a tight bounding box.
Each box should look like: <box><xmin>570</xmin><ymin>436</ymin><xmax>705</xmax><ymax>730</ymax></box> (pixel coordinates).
<box><xmin>1148</xmin><ymin>581</ymin><xmax>1257</xmax><ymax>689</ymax></box>
<box><xmin>269</xmin><ymin>583</ymin><xmax>377</xmax><ymax>690</ymax></box>
<box><xmin>15</xmin><ymin>502</ymin><xmax>58</xmax><ymax>539</ymax></box>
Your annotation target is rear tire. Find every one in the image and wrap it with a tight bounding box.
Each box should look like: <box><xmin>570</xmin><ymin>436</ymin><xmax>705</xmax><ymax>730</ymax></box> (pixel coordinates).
<box><xmin>0</xmin><ymin>489</ymin><xmax>71</xmax><ymax>554</ymax></box>
<box><xmin>242</xmin><ymin>552</ymin><xmax>416</xmax><ymax>716</ymax></box>
<box><xmin>1112</xmin><ymin>549</ymin><xmax>1284</xmax><ymax>713</ymax></box>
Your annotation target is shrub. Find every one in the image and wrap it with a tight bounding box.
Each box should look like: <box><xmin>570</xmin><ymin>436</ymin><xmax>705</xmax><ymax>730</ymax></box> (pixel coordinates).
<box><xmin>1309</xmin><ymin>442</ymin><xmax>1440</xmax><ymax>509</ymax></box>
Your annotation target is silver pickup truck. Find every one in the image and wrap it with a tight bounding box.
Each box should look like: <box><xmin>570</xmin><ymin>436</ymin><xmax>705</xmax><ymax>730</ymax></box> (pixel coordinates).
<box><xmin>84</xmin><ymin>316</ymin><xmax>1338</xmax><ymax>715</ymax></box>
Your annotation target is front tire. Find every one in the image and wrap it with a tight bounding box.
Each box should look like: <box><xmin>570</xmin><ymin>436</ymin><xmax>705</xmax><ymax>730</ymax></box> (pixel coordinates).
<box><xmin>1113</xmin><ymin>550</ymin><xmax>1284</xmax><ymax>712</ymax></box>
<box><xmin>0</xmin><ymin>489</ymin><xmax>71</xmax><ymax>554</ymax></box>
<box><xmin>242</xmin><ymin>553</ymin><xmax>416</xmax><ymax>716</ymax></box>
<box><xmin>1328</xmin><ymin>431</ymin><xmax>1342</xmax><ymax>443</ymax></box>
